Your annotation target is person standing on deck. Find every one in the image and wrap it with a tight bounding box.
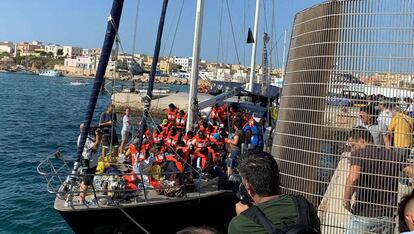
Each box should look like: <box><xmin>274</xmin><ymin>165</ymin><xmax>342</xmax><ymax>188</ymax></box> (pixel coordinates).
<box><xmin>120</xmin><ymin>107</ymin><xmax>131</xmax><ymax>154</ymax></box>
<box><xmin>224</xmin><ymin>118</ymin><xmax>245</xmax><ymax>177</ymax></box>
<box><xmin>99</xmin><ymin>104</ymin><xmax>119</xmax><ymax>157</ymax></box>
<box><xmin>77</xmin><ymin>124</ymin><xmax>103</xmax><ymax>205</ymax></box>
<box><xmin>344</xmin><ymin>127</ymin><xmax>405</xmax><ymax>233</ymax></box>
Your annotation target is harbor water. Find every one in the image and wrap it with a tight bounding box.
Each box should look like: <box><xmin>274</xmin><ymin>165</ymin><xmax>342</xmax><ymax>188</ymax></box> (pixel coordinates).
<box><xmin>0</xmin><ymin>72</ymin><xmax>187</xmax><ymax>233</ymax></box>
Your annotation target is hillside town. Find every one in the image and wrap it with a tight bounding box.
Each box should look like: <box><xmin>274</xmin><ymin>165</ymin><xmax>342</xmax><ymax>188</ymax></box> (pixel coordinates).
<box><xmin>0</xmin><ymin>40</ymin><xmax>285</xmax><ymax>86</ymax></box>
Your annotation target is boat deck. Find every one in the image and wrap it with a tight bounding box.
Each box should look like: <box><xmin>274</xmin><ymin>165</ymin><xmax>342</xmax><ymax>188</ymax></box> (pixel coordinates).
<box><xmin>55</xmin><ymin>178</ymin><xmax>227</xmax><ymax>212</ymax></box>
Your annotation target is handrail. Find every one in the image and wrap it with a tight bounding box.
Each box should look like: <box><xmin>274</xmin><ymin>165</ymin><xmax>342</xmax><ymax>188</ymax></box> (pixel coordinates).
<box><xmin>37</xmin><ymin>150</ymin><xmax>215</xmax><ymax>206</ymax></box>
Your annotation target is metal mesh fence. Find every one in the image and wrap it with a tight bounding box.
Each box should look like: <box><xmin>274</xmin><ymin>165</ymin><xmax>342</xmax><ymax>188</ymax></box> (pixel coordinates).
<box><xmin>271</xmin><ymin>0</ymin><xmax>414</xmax><ymax>233</ymax></box>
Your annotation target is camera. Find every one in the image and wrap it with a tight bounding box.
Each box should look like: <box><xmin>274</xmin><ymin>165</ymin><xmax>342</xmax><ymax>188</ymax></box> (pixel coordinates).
<box><xmin>218</xmin><ymin>174</ymin><xmax>252</xmax><ymax>205</ymax></box>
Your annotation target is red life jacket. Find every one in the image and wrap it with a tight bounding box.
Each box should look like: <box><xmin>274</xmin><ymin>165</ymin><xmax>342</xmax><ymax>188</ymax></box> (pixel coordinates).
<box><xmin>175</xmin><ymin>113</ymin><xmax>187</xmax><ymax>129</ymax></box>
<box><xmin>122</xmin><ymin>172</ymin><xmax>139</xmax><ymax>191</ymax></box>
<box><xmin>153</xmin><ymin>131</ymin><xmax>164</xmax><ymax>144</ymax></box>
<box><xmin>129</xmin><ymin>144</ymin><xmax>138</xmax><ymax>166</ymax></box>
<box><xmin>211</xmin><ymin>108</ymin><xmax>224</xmax><ymax>123</ymax></box>
<box><xmin>167</xmin><ymin>108</ymin><xmax>178</xmax><ymax>122</ymax></box>
<box><xmin>194</xmin><ymin>150</ymin><xmax>208</xmax><ymax>170</ymax></box>
<box><xmin>154</xmin><ymin>152</ymin><xmax>165</xmax><ymax>164</ymax></box>
<box><xmin>166</xmin><ymin>133</ymin><xmax>180</xmax><ymax>148</ymax></box>
<box><xmin>183</xmin><ymin>136</ymin><xmax>194</xmax><ymax>147</ymax></box>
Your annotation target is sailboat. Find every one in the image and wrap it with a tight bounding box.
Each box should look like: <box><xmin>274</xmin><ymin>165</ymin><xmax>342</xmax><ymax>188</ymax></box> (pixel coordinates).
<box><xmin>38</xmin><ymin>1</ymin><xmax>238</xmax><ymax>233</ymax></box>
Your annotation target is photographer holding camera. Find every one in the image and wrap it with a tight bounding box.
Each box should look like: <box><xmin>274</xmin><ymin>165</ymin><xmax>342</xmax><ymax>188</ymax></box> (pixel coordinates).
<box><xmin>76</xmin><ymin>123</ymin><xmax>103</xmax><ymax>204</ymax></box>
<box><xmin>228</xmin><ymin>151</ymin><xmax>320</xmax><ymax>234</ymax></box>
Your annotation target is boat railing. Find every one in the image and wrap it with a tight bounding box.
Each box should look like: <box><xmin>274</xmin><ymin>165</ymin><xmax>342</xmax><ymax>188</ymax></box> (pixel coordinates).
<box><xmin>37</xmin><ymin>150</ymin><xmax>215</xmax><ymax>206</ymax></box>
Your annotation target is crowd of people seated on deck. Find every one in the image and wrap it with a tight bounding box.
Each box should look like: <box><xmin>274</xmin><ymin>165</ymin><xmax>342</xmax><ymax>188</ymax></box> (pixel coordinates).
<box><xmin>76</xmin><ymin>102</ymin><xmax>267</xmax><ymax>201</ymax></box>
<box><xmin>119</xmin><ymin>102</ymin><xmax>266</xmax><ymax>188</ymax></box>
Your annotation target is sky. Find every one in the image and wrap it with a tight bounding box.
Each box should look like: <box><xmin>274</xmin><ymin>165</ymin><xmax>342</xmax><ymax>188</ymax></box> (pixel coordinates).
<box><xmin>0</xmin><ymin>0</ymin><xmax>325</xmax><ymax>67</ymax></box>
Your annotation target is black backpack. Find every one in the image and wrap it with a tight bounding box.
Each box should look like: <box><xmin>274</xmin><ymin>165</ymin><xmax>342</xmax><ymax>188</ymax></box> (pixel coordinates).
<box><xmin>241</xmin><ymin>195</ymin><xmax>320</xmax><ymax>234</ymax></box>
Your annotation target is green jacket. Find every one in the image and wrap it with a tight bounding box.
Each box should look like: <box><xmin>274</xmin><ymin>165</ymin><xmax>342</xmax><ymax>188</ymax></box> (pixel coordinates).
<box><xmin>228</xmin><ymin>195</ymin><xmax>320</xmax><ymax>234</ymax></box>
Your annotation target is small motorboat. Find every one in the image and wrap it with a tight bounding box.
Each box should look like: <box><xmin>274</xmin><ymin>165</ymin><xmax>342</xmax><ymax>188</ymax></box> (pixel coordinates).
<box><xmin>70</xmin><ymin>80</ymin><xmax>89</xmax><ymax>86</ymax></box>
<box><xmin>39</xmin><ymin>70</ymin><xmax>62</xmax><ymax>77</ymax></box>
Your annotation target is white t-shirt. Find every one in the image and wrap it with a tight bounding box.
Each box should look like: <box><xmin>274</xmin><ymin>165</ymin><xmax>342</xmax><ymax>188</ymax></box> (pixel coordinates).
<box><xmin>377</xmin><ymin>109</ymin><xmax>392</xmax><ymax>132</ymax></box>
<box><xmin>122</xmin><ymin>115</ymin><xmax>131</xmax><ymax>132</ymax></box>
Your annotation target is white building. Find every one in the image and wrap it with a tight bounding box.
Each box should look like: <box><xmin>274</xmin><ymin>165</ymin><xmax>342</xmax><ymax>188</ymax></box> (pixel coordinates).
<box><xmin>31</xmin><ymin>40</ymin><xmax>43</xmax><ymax>46</ymax></box>
<box><xmin>64</xmin><ymin>56</ymin><xmax>96</xmax><ymax>69</ymax></box>
<box><xmin>62</xmin><ymin>46</ymin><xmax>83</xmax><ymax>58</ymax></box>
<box><xmin>0</xmin><ymin>42</ymin><xmax>14</xmax><ymax>54</ymax></box>
<box><xmin>44</xmin><ymin>44</ymin><xmax>62</xmax><ymax>57</ymax></box>
<box><xmin>173</xmin><ymin>57</ymin><xmax>192</xmax><ymax>72</ymax></box>
<box><xmin>82</xmin><ymin>49</ymin><xmax>90</xmax><ymax>56</ymax></box>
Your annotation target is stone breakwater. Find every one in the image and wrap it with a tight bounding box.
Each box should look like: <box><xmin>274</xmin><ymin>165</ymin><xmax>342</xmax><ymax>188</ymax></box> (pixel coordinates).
<box><xmin>54</xmin><ymin>65</ymin><xmax>191</xmax><ymax>85</ymax></box>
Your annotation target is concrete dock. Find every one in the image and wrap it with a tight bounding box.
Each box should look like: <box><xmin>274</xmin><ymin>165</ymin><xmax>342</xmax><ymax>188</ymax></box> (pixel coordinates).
<box><xmin>112</xmin><ymin>91</ymin><xmax>214</xmax><ymax>117</ymax></box>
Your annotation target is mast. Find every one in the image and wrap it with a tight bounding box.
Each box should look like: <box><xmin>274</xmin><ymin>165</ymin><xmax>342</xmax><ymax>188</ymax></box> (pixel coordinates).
<box><xmin>247</xmin><ymin>0</ymin><xmax>261</xmax><ymax>92</ymax></box>
<box><xmin>135</xmin><ymin>0</ymin><xmax>169</xmax><ymax>150</ymax></box>
<box><xmin>76</xmin><ymin>0</ymin><xmax>124</xmax><ymax>162</ymax></box>
<box><xmin>186</xmin><ymin>0</ymin><xmax>205</xmax><ymax>132</ymax></box>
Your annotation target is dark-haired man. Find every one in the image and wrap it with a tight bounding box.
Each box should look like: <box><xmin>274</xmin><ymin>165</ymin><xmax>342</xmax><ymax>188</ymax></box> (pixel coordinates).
<box><xmin>228</xmin><ymin>151</ymin><xmax>320</xmax><ymax>234</ymax></box>
<box><xmin>355</xmin><ymin>105</ymin><xmax>384</xmax><ymax>146</ymax></box>
<box><xmin>99</xmin><ymin>104</ymin><xmax>119</xmax><ymax>157</ymax></box>
<box><xmin>398</xmin><ymin>191</ymin><xmax>414</xmax><ymax>233</ymax></box>
<box><xmin>344</xmin><ymin>127</ymin><xmax>404</xmax><ymax>233</ymax></box>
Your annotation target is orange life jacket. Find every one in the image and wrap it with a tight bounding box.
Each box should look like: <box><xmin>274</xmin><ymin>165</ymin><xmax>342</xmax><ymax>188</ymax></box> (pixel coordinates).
<box><xmin>165</xmin><ymin>133</ymin><xmax>180</xmax><ymax>148</ymax></box>
<box><xmin>167</xmin><ymin>108</ymin><xmax>178</xmax><ymax>122</ymax></box>
<box><xmin>194</xmin><ymin>136</ymin><xmax>208</xmax><ymax>149</ymax></box>
<box><xmin>175</xmin><ymin>113</ymin><xmax>187</xmax><ymax>128</ymax></box>
<box><xmin>175</xmin><ymin>145</ymin><xmax>189</xmax><ymax>161</ymax></box>
<box><xmin>166</xmin><ymin>155</ymin><xmax>184</xmax><ymax>173</ymax></box>
<box><xmin>208</xmin><ymin>147</ymin><xmax>220</xmax><ymax>163</ymax></box>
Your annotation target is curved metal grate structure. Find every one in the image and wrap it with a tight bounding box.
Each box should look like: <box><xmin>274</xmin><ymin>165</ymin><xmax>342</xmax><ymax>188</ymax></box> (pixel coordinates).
<box><xmin>272</xmin><ymin>0</ymin><xmax>414</xmax><ymax>233</ymax></box>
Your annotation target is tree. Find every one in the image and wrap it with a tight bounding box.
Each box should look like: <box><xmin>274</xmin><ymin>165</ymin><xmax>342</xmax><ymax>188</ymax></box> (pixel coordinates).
<box><xmin>170</xmin><ymin>63</ymin><xmax>182</xmax><ymax>73</ymax></box>
<box><xmin>57</xmin><ymin>49</ymin><xmax>63</xmax><ymax>56</ymax></box>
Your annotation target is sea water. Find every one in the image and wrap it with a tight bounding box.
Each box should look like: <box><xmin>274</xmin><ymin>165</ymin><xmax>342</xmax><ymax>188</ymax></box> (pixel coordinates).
<box><xmin>0</xmin><ymin>72</ymin><xmax>187</xmax><ymax>233</ymax></box>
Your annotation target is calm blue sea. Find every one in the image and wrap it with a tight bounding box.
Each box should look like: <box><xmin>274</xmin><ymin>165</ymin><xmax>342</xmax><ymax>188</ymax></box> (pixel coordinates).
<box><xmin>0</xmin><ymin>72</ymin><xmax>188</xmax><ymax>234</ymax></box>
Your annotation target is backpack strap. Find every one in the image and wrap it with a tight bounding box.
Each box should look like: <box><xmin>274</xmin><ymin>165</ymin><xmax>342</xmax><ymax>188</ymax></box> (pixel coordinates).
<box><xmin>241</xmin><ymin>205</ymin><xmax>282</xmax><ymax>234</ymax></box>
<box><xmin>283</xmin><ymin>195</ymin><xmax>320</xmax><ymax>234</ymax></box>
<box><xmin>289</xmin><ymin>195</ymin><xmax>311</xmax><ymax>225</ymax></box>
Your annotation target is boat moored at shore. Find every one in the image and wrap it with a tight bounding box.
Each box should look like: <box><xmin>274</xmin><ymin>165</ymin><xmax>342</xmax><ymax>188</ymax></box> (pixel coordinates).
<box><xmin>39</xmin><ymin>70</ymin><xmax>62</xmax><ymax>77</ymax></box>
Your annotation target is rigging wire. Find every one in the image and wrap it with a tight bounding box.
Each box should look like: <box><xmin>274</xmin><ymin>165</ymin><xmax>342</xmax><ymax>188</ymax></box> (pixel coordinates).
<box><xmin>131</xmin><ymin>0</ymin><xmax>141</xmax><ymax>56</ymax></box>
<box><xmin>216</xmin><ymin>0</ymin><xmax>224</xmax><ymax>64</ymax></box>
<box><xmin>167</xmin><ymin>0</ymin><xmax>185</xmax><ymax>59</ymax></box>
<box><xmin>114</xmin><ymin>202</ymin><xmax>151</xmax><ymax>234</ymax></box>
<box><xmin>225</xmin><ymin>0</ymin><xmax>242</xmax><ymax>65</ymax></box>
<box><xmin>262</xmin><ymin>0</ymin><xmax>269</xmax><ymax>33</ymax></box>
<box><xmin>160</xmin><ymin>4</ymin><xmax>178</xmax><ymax>56</ymax></box>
